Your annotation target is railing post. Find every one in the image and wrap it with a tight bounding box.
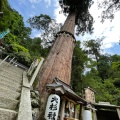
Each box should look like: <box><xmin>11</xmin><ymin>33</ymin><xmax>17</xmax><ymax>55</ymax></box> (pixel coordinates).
<box><xmin>27</xmin><ymin>59</ymin><xmax>39</xmax><ymax>76</ymax></box>
<box><xmin>30</xmin><ymin>58</ymin><xmax>44</xmax><ymax>86</ymax></box>
<box><xmin>0</xmin><ymin>55</ymin><xmax>9</xmax><ymax>66</ymax></box>
<box><xmin>6</xmin><ymin>57</ymin><xmax>15</xmax><ymax>66</ymax></box>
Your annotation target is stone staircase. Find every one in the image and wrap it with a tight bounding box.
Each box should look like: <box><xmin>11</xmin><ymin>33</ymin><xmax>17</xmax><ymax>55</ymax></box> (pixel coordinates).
<box><xmin>0</xmin><ymin>59</ymin><xmax>25</xmax><ymax>120</ymax></box>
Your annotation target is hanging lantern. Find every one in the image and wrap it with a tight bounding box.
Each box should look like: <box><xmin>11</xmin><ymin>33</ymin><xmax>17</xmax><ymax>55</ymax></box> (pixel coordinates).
<box><xmin>45</xmin><ymin>94</ymin><xmax>60</xmax><ymax>120</ymax></box>
<box><xmin>82</xmin><ymin>110</ymin><xmax>92</xmax><ymax>120</ymax></box>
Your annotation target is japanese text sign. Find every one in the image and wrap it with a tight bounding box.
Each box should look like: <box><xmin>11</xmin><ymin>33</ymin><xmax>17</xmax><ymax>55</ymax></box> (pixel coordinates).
<box><xmin>45</xmin><ymin>94</ymin><xmax>60</xmax><ymax>120</ymax></box>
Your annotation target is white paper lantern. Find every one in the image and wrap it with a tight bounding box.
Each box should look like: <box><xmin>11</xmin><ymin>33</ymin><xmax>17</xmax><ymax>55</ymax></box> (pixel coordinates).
<box><xmin>45</xmin><ymin>94</ymin><xmax>60</xmax><ymax>120</ymax></box>
<box><xmin>82</xmin><ymin>110</ymin><xmax>92</xmax><ymax>120</ymax></box>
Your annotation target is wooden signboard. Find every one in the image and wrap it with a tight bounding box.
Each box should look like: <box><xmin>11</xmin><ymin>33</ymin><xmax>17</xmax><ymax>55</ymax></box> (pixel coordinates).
<box><xmin>85</xmin><ymin>87</ymin><xmax>95</xmax><ymax>103</ymax></box>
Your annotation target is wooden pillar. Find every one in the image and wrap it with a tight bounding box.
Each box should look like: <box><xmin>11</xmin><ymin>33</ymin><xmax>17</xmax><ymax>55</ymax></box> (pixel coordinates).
<box><xmin>75</xmin><ymin>105</ymin><xmax>78</xmax><ymax>119</ymax></box>
<box><xmin>60</xmin><ymin>98</ymin><xmax>66</xmax><ymax>120</ymax></box>
<box><xmin>79</xmin><ymin>104</ymin><xmax>83</xmax><ymax>120</ymax></box>
<box><xmin>93</xmin><ymin>110</ymin><xmax>97</xmax><ymax>120</ymax></box>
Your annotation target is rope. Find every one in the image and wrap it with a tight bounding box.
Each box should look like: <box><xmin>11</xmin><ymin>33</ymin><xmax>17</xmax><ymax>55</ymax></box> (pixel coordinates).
<box><xmin>55</xmin><ymin>31</ymin><xmax>76</xmax><ymax>42</ymax></box>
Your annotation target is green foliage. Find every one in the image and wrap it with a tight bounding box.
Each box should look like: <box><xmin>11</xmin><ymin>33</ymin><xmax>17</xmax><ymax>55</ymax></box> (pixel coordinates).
<box><xmin>59</xmin><ymin>0</ymin><xmax>94</xmax><ymax>34</ymax></box>
<box><xmin>82</xmin><ymin>69</ymin><xmax>120</xmax><ymax>105</ymax></box>
<box><xmin>83</xmin><ymin>39</ymin><xmax>102</xmax><ymax>61</ymax></box>
<box><xmin>111</xmin><ymin>55</ymin><xmax>120</xmax><ymax>72</ymax></box>
<box><xmin>72</xmin><ymin>39</ymin><xmax>120</xmax><ymax>105</ymax></box>
<box><xmin>112</xmin><ymin>61</ymin><xmax>120</xmax><ymax>71</ymax></box>
<box><xmin>11</xmin><ymin>43</ymin><xmax>29</xmax><ymax>52</ymax></box>
<box><xmin>16</xmin><ymin>51</ymin><xmax>31</xmax><ymax>62</ymax></box>
<box><xmin>71</xmin><ymin>41</ymin><xmax>88</xmax><ymax>93</ymax></box>
<box><xmin>0</xmin><ymin>0</ymin><xmax>50</xmax><ymax>66</ymax></box>
<box><xmin>0</xmin><ymin>0</ymin><xmax>31</xmax><ymax>42</ymax></box>
<box><xmin>94</xmin><ymin>79</ymin><xmax>120</xmax><ymax>105</ymax></box>
<box><xmin>7</xmin><ymin>42</ymin><xmax>31</xmax><ymax>66</ymax></box>
<box><xmin>27</xmin><ymin>14</ymin><xmax>52</xmax><ymax>31</ymax></box>
<box><xmin>98</xmin><ymin>0</ymin><xmax>120</xmax><ymax>22</ymax></box>
<box><xmin>113</xmin><ymin>78</ymin><xmax>120</xmax><ymax>88</ymax></box>
<box><xmin>83</xmin><ymin>39</ymin><xmax>111</xmax><ymax>81</ymax></box>
<box><xmin>97</xmin><ymin>55</ymin><xmax>111</xmax><ymax>81</ymax></box>
<box><xmin>4</xmin><ymin>33</ymin><xmax>17</xmax><ymax>43</ymax></box>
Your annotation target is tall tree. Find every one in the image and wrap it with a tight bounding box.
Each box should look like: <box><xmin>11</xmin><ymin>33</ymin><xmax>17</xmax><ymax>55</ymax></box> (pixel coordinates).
<box><xmin>28</xmin><ymin>0</ymin><xmax>93</xmax><ymax>119</ymax></box>
<box><xmin>35</xmin><ymin>0</ymin><xmax>94</xmax><ymax>92</ymax></box>
<box><xmin>83</xmin><ymin>39</ymin><xmax>102</xmax><ymax>61</ymax></box>
<box><xmin>84</xmin><ymin>39</ymin><xmax>111</xmax><ymax>81</ymax></box>
<box><xmin>98</xmin><ymin>55</ymin><xmax>111</xmax><ymax>81</ymax></box>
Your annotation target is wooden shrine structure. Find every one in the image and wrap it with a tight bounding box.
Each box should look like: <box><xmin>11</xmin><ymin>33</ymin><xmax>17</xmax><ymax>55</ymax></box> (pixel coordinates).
<box><xmin>45</xmin><ymin>82</ymin><xmax>120</xmax><ymax>120</ymax></box>
<box><xmin>46</xmin><ymin>77</ymin><xmax>87</xmax><ymax>120</ymax></box>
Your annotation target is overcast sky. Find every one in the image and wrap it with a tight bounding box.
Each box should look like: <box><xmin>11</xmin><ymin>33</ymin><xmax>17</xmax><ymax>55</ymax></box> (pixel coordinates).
<box><xmin>8</xmin><ymin>0</ymin><xmax>120</xmax><ymax>55</ymax></box>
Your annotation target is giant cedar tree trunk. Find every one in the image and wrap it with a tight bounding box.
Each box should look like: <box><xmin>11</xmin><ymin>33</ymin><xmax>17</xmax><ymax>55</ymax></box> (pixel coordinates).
<box><xmin>37</xmin><ymin>12</ymin><xmax>76</xmax><ymax>119</ymax></box>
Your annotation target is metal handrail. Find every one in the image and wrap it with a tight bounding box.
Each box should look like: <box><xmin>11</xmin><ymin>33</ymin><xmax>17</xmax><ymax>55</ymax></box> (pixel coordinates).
<box><xmin>0</xmin><ymin>55</ymin><xmax>9</xmax><ymax>66</ymax></box>
<box><xmin>14</xmin><ymin>61</ymin><xmax>28</xmax><ymax>70</ymax></box>
<box><xmin>8</xmin><ymin>57</ymin><xmax>15</xmax><ymax>65</ymax></box>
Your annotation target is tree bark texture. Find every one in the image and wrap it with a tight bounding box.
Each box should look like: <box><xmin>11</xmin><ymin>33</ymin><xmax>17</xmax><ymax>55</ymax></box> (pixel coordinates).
<box><xmin>37</xmin><ymin>12</ymin><xmax>76</xmax><ymax>94</ymax></box>
<box><xmin>37</xmin><ymin>12</ymin><xmax>76</xmax><ymax>119</ymax></box>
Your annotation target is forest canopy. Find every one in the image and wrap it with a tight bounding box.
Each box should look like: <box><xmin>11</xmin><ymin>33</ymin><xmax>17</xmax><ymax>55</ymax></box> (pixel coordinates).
<box><xmin>0</xmin><ymin>0</ymin><xmax>49</xmax><ymax>66</ymax></box>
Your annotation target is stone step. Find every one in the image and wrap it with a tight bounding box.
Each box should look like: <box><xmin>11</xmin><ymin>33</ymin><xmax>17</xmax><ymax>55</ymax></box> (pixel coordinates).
<box><xmin>0</xmin><ymin>87</ymin><xmax>20</xmax><ymax>100</ymax></box>
<box><xmin>1</xmin><ymin>62</ymin><xmax>24</xmax><ymax>72</ymax></box>
<box><xmin>0</xmin><ymin>81</ymin><xmax>21</xmax><ymax>92</ymax></box>
<box><xmin>0</xmin><ymin>108</ymin><xmax>17</xmax><ymax>120</ymax></box>
<box><xmin>0</xmin><ymin>73</ymin><xmax>22</xmax><ymax>83</ymax></box>
<box><xmin>0</xmin><ymin>97</ymin><xmax>19</xmax><ymax>110</ymax></box>
<box><xmin>0</xmin><ymin>65</ymin><xmax>24</xmax><ymax>74</ymax></box>
<box><xmin>0</xmin><ymin>68</ymin><xmax>22</xmax><ymax>78</ymax></box>
<box><xmin>0</xmin><ymin>78</ymin><xmax>21</xmax><ymax>89</ymax></box>
<box><xmin>0</xmin><ymin>72</ymin><xmax>22</xmax><ymax>80</ymax></box>
<box><xmin>1</xmin><ymin>63</ymin><xmax>24</xmax><ymax>73</ymax></box>
<box><xmin>0</xmin><ymin>75</ymin><xmax>22</xmax><ymax>85</ymax></box>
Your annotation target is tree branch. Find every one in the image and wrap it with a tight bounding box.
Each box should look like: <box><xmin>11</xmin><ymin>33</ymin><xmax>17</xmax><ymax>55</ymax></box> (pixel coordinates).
<box><xmin>107</xmin><ymin>0</ymin><xmax>119</xmax><ymax>11</ymax></box>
